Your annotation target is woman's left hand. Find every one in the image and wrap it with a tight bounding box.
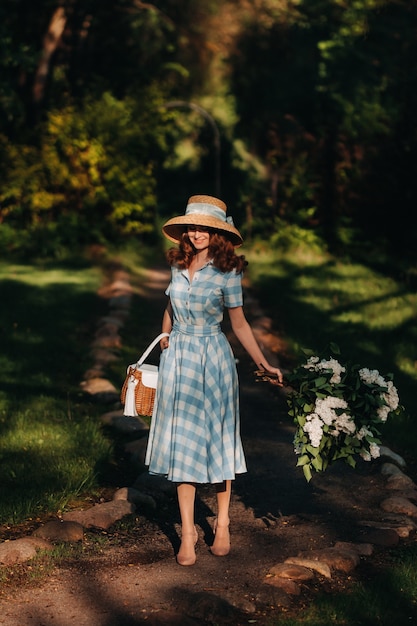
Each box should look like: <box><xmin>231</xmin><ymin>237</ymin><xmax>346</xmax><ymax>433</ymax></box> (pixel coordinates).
<box><xmin>258</xmin><ymin>363</ymin><xmax>284</xmax><ymax>386</ymax></box>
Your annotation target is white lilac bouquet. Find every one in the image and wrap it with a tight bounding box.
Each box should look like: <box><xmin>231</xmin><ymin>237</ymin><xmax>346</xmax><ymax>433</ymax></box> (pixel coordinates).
<box><xmin>287</xmin><ymin>344</ymin><xmax>401</xmax><ymax>482</ymax></box>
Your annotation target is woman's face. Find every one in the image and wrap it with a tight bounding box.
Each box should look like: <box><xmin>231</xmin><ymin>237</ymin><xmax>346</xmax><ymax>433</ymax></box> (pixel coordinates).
<box><xmin>187</xmin><ymin>225</ymin><xmax>211</xmax><ymax>251</ymax></box>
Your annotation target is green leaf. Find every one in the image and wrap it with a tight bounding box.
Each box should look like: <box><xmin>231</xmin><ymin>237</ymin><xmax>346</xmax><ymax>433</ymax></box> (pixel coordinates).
<box><xmin>296</xmin><ymin>454</ymin><xmax>311</xmax><ymax>467</ymax></box>
<box><xmin>313</xmin><ymin>376</ymin><xmax>328</xmax><ymax>388</ymax></box>
<box><xmin>303</xmin><ymin>464</ymin><xmax>312</xmax><ymax>482</ymax></box>
<box><xmin>297</xmin><ymin>415</ymin><xmax>307</xmax><ymax>427</ymax></box>
<box><xmin>345</xmin><ymin>455</ymin><xmax>357</xmax><ymax>468</ymax></box>
<box><xmin>306</xmin><ymin>444</ymin><xmax>320</xmax><ymax>457</ymax></box>
<box><xmin>311</xmin><ymin>456</ymin><xmax>323</xmax><ymax>471</ymax></box>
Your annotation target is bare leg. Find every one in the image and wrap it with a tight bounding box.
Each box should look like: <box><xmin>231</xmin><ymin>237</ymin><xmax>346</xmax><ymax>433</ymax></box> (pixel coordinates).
<box><xmin>211</xmin><ymin>480</ymin><xmax>231</xmax><ymax>556</ymax></box>
<box><xmin>176</xmin><ymin>482</ymin><xmax>198</xmax><ymax>566</ymax></box>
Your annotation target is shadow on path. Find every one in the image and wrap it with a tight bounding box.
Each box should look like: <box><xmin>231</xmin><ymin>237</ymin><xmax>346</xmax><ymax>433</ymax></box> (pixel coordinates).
<box><xmin>0</xmin><ymin>261</ymin><xmax>410</xmax><ymax>626</ymax></box>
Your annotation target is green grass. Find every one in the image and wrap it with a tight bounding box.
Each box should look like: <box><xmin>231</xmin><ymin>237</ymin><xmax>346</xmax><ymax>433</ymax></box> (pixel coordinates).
<box><xmin>0</xmin><ymin>245</ymin><xmax>167</xmax><ymax>526</ymax></box>
<box><xmin>0</xmin><ymin>259</ymin><xmax>112</xmax><ymax>524</ymax></box>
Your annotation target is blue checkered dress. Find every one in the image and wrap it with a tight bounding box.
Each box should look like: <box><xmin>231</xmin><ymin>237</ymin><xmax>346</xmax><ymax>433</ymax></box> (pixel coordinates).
<box><xmin>145</xmin><ymin>262</ymin><xmax>247</xmax><ymax>484</ymax></box>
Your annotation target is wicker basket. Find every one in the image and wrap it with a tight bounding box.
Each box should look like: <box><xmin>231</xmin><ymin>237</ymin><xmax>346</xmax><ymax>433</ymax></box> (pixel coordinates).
<box><xmin>120</xmin><ymin>365</ymin><xmax>157</xmax><ymax>417</ymax></box>
<box><xmin>120</xmin><ymin>333</ymin><xmax>169</xmax><ymax>417</ymax></box>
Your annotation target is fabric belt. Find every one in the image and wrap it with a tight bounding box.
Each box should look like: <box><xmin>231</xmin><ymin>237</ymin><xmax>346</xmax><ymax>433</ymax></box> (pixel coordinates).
<box><xmin>173</xmin><ymin>322</ymin><xmax>221</xmax><ymax>336</ymax></box>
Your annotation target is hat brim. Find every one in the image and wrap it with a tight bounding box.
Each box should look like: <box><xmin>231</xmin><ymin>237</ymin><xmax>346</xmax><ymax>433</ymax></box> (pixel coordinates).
<box><xmin>162</xmin><ymin>215</ymin><xmax>243</xmax><ymax>247</ymax></box>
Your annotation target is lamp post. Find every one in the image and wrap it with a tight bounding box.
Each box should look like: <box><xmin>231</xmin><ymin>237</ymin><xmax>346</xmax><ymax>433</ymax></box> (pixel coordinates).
<box><xmin>164</xmin><ymin>100</ymin><xmax>221</xmax><ymax>197</ymax></box>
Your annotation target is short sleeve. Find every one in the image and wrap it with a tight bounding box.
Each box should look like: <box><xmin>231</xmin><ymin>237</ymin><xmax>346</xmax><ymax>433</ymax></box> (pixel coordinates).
<box><xmin>223</xmin><ymin>270</ymin><xmax>243</xmax><ymax>308</ymax></box>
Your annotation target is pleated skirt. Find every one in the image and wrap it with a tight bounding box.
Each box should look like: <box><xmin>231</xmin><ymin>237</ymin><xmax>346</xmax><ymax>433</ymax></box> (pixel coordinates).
<box><xmin>145</xmin><ymin>325</ymin><xmax>247</xmax><ymax>483</ymax></box>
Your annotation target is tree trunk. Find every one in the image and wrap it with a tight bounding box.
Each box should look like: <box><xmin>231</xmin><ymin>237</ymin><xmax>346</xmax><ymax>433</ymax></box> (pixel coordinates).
<box><xmin>32</xmin><ymin>7</ymin><xmax>67</xmax><ymax>106</ymax></box>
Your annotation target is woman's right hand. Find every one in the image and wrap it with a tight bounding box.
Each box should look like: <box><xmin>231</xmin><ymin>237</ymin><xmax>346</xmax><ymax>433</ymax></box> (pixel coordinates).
<box><xmin>160</xmin><ymin>336</ymin><xmax>170</xmax><ymax>350</ymax></box>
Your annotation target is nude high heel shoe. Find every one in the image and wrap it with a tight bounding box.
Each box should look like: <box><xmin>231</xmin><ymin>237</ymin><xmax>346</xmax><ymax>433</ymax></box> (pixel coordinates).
<box><xmin>210</xmin><ymin>518</ymin><xmax>230</xmax><ymax>557</ymax></box>
<box><xmin>176</xmin><ymin>526</ymin><xmax>198</xmax><ymax>566</ymax></box>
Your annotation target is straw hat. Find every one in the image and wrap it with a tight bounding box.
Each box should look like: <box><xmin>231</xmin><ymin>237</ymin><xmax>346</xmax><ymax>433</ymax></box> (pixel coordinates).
<box><xmin>162</xmin><ymin>195</ymin><xmax>243</xmax><ymax>247</ymax></box>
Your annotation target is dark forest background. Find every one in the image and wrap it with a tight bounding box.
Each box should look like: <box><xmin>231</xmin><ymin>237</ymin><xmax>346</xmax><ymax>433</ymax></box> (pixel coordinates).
<box><xmin>1</xmin><ymin>0</ymin><xmax>416</xmax><ymax>268</ymax></box>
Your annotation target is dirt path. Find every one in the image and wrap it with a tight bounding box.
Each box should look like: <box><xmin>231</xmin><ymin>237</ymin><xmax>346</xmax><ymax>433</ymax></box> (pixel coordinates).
<box><xmin>0</xmin><ymin>266</ymin><xmax>403</xmax><ymax>626</ymax></box>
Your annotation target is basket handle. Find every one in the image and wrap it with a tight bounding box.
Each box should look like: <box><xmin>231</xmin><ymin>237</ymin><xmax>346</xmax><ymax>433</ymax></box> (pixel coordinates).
<box><xmin>136</xmin><ymin>332</ymin><xmax>170</xmax><ymax>367</ymax></box>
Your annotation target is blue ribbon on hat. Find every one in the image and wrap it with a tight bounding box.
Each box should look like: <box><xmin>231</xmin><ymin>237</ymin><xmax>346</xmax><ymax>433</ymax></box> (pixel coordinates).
<box><xmin>186</xmin><ymin>202</ymin><xmax>228</xmax><ymax>222</ymax></box>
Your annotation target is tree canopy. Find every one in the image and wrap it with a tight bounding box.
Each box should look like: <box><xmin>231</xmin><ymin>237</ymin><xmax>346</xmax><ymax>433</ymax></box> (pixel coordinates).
<box><xmin>1</xmin><ymin>0</ymin><xmax>416</xmax><ymax>260</ymax></box>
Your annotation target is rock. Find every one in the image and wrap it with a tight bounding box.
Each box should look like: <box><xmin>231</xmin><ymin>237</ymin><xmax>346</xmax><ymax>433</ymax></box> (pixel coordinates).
<box><xmin>294</xmin><ymin>547</ymin><xmax>360</xmax><ymax>574</ymax></box>
<box><xmin>95</xmin><ymin>321</ymin><xmax>123</xmax><ymax>338</ymax></box>
<box><xmin>394</xmin><ymin>490</ymin><xmax>417</xmax><ymax>504</ymax></box>
<box><xmin>333</xmin><ymin>541</ymin><xmax>374</xmax><ymax>556</ymax></box>
<box><xmin>32</xmin><ymin>520</ymin><xmax>84</xmax><ymax>542</ymax></box>
<box><xmin>124</xmin><ymin>438</ymin><xmax>149</xmax><ymax>471</ymax></box>
<box><xmin>380</xmin><ymin>496</ymin><xmax>417</xmax><ymax>518</ymax></box>
<box><xmin>360</xmin><ymin>514</ymin><xmax>417</xmax><ymax>530</ymax></box>
<box><xmin>325</xmin><ymin>547</ymin><xmax>361</xmax><ymax>572</ymax></box>
<box><xmin>99</xmin><ymin>315</ymin><xmax>126</xmax><ymax>328</ymax></box>
<box><xmin>106</xmin><ymin>309</ymin><xmax>129</xmax><ymax>323</ymax></box>
<box><xmin>92</xmin><ymin>392</ymin><xmax>120</xmax><ymax>405</ymax></box>
<box><xmin>392</xmin><ymin>527</ymin><xmax>412</xmax><ymax>539</ymax></box>
<box><xmin>101</xmin><ymin>410</ymin><xmax>149</xmax><ymax>435</ymax></box>
<box><xmin>265</xmin><ymin>575</ymin><xmax>301</xmax><ymax>595</ymax></box>
<box><xmin>284</xmin><ymin>556</ymin><xmax>332</xmax><ymax>579</ymax></box>
<box><xmin>113</xmin><ymin>487</ymin><xmax>156</xmax><ymax>509</ymax></box>
<box><xmin>359</xmin><ymin>527</ymin><xmax>400</xmax><ymax>546</ymax></box>
<box><xmin>386</xmin><ymin>473</ymin><xmax>417</xmax><ymax>491</ymax></box>
<box><xmin>133</xmin><ymin>472</ymin><xmax>176</xmax><ymax>496</ymax></box>
<box><xmin>358</xmin><ymin>516</ymin><xmax>417</xmax><ymax>538</ymax></box>
<box><xmin>83</xmin><ymin>367</ymin><xmax>105</xmax><ymax>380</ymax></box>
<box><xmin>109</xmin><ymin>295</ymin><xmax>131</xmax><ymax>310</ymax></box>
<box><xmin>0</xmin><ymin>537</ymin><xmax>53</xmax><ymax>566</ymax></box>
<box><xmin>180</xmin><ymin>591</ymin><xmax>243</xmax><ymax>624</ymax></box>
<box><xmin>381</xmin><ymin>462</ymin><xmax>404</xmax><ymax>477</ymax></box>
<box><xmin>98</xmin><ymin>279</ymin><xmax>133</xmax><ymax>298</ymax></box>
<box><xmin>89</xmin><ymin>349</ymin><xmax>119</xmax><ymax>365</ymax></box>
<box><xmin>268</xmin><ymin>562</ymin><xmax>315</xmax><ymax>581</ymax></box>
<box><xmin>63</xmin><ymin>500</ymin><xmax>135</xmax><ymax>530</ymax></box>
<box><xmin>254</xmin><ymin>586</ymin><xmax>292</xmax><ymax>609</ymax></box>
<box><xmin>80</xmin><ymin>373</ymin><xmax>120</xmax><ymax>403</ymax></box>
<box><xmin>379</xmin><ymin>446</ymin><xmax>406</xmax><ymax>468</ymax></box>
<box><xmin>80</xmin><ymin>377</ymin><xmax>118</xmax><ymax>395</ymax></box>
<box><xmin>91</xmin><ymin>335</ymin><xmax>122</xmax><ymax>349</ymax></box>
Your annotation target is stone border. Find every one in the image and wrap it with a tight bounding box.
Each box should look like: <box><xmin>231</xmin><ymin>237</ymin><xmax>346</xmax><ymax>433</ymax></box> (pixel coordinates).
<box><xmin>264</xmin><ymin>448</ymin><xmax>417</xmax><ymax>596</ymax></box>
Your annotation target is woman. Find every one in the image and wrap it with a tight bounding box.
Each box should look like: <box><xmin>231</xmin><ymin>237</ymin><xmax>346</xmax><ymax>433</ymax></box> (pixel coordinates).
<box><xmin>145</xmin><ymin>195</ymin><xmax>283</xmax><ymax>566</ymax></box>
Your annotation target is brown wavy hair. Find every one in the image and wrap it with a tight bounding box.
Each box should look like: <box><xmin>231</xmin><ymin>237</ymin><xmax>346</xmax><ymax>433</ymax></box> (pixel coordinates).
<box><xmin>166</xmin><ymin>231</ymin><xmax>248</xmax><ymax>273</ymax></box>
